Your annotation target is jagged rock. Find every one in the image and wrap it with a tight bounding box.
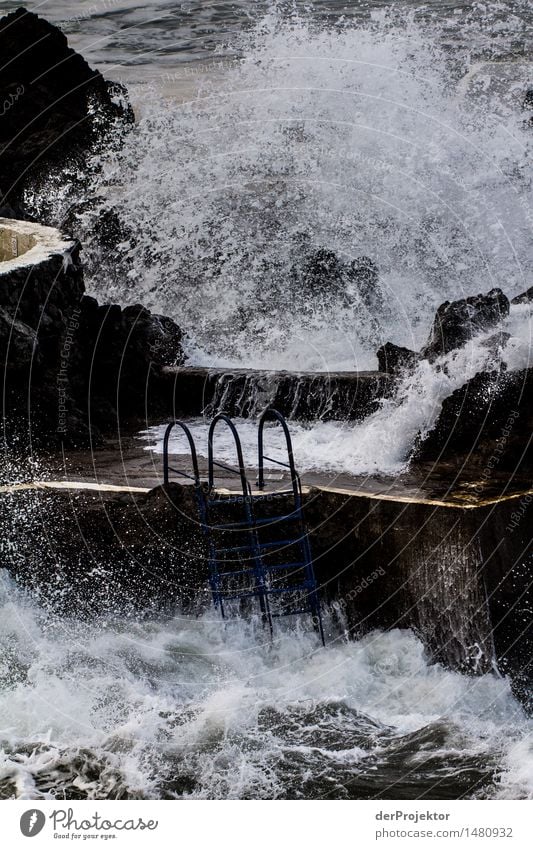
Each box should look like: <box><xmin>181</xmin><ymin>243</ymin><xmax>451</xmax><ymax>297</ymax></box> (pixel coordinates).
<box><xmin>0</xmin><ymin>218</ymin><xmax>185</xmax><ymax>445</ymax></box>
<box><xmin>421</xmin><ymin>287</ymin><xmax>509</xmax><ymax>362</ymax></box>
<box><xmin>413</xmin><ymin>367</ymin><xmax>533</xmax><ymax>473</ymax></box>
<box><xmin>301</xmin><ymin>248</ymin><xmax>383</xmax><ymax>313</ymax></box>
<box><xmin>69</xmin><ymin>297</ymin><xmax>185</xmax><ymax>432</ymax></box>
<box><xmin>479</xmin><ymin>331</ymin><xmax>511</xmax><ymax>356</ymax></box>
<box><xmin>0</xmin><ymin>7</ymin><xmax>133</xmax><ymax>210</ymax></box>
<box><xmin>0</xmin><ymin>307</ymin><xmax>40</xmax><ymax>370</ymax></box>
<box><xmin>302</xmin><ymin>248</ymin><xmax>343</xmax><ymax>295</ymax></box>
<box><xmin>377</xmin><ymin>342</ymin><xmax>420</xmax><ymax>376</ymax></box>
<box><xmin>346</xmin><ymin>256</ymin><xmax>383</xmax><ymax>313</ymax></box>
<box><xmin>511</xmin><ymin>286</ymin><xmax>533</xmax><ymax>305</ymax></box>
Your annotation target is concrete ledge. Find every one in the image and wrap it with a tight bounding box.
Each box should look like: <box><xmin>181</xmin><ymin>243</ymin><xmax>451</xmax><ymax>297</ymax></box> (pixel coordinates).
<box><xmin>0</xmin><ymin>217</ymin><xmax>76</xmax><ymax>272</ymax></box>
<box><xmin>161</xmin><ymin>365</ymin><xmax>391</xmax><ymax>421</ymax></box>
<box><xmin>1</xmin><ymin>440</ymin><xmax>531</xmax><ymax>705</ymax></box>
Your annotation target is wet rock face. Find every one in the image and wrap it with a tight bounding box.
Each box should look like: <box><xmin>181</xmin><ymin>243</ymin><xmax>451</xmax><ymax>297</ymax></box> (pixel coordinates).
<box><xmin>376</xmin><ymin>288</ymin><xmax>510</xmax><ymax>378</ymax></box>
<box><xmin>0</xmin><ymin>219</ymin><xmax>185</xmax><ymax>447</ymax></box>
<box><xmin>301</xmin><ymin>249</ymin><xmax>384</xmax><ymax>313</ymax></box>
<box><xmin>0</xmin><ymin>241</ymin><xmax>84</xmax><ymax>440</ymax></box>
<box><xmin>511</xmin><ymin>285</ymin><xmax>533</xmax><ymax>305</ymax></box>
<box><xmin>72</xmin><ymin>297</ymin><xmax>185</xmax><ymax>430</ymax></box>
<box><xmin>421</xmin><ymin>287</ymin><xmax>510</xmax><ymax>362</ymax></box>
<box><xmin>376</xmin><ymin>342</ymin><xmax>419</xmax><ymax>376</ymax></box>
<box><xmin>0</xmin><ymin>7</ymin><xmax>133</xmax><ymax>210</ymax></box>
<box><xmin>414</xmin><ymin>367</ymin><xmax>533</xmax><ymax>473</ymax></box>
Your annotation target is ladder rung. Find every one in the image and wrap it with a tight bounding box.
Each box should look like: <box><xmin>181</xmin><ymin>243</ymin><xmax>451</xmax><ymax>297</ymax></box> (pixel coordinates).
<box><xmin>209</xmin><ymin>521</ymin><xmax>254</xmax><ymax>530</ymax></box>
<box><xmin>254</xmin><ymin>513</ymin><xmax>300</xmax><ymax>526</ymax></box>
<box><xmin>216</xmin><ymin>568</ymin><xmax>255</xmax><ymax>578</ymax></box>
<box><xmin>211</xmin><ymin>460</ymin><xmax>243</xmax><ymax>475</ymax></box>
<box><xmin>215</xmin><ymin>544</ymin><xmax>253</xmax><ymax>555</ymax></box>
<box><xmin>265</xmin><ymin>561</ymin><xmax>307</xmax><ymax>572</ymax></box>
<box><xmin>262</xmin><ymin>455</ymin><xmax>291</xmax><ymax>469</ymax></box>
<box><xmin>217</xmin><ymin>591</ymin><xmax>263</xmax><ymax>601</ymax></box>
<box><xmin>271</xmin><ymin>609</ymin><xmax>312</xmax><ymax>617</ymax></box>
<box><xmin>215</xmin><ymin>539</ymin><xmax>301</xmax><ymax>556</ymax></box>
<box><xmin>209</xmin><ymin>497</ymin><xmax>249</xmax><ymax>506</ymax></box>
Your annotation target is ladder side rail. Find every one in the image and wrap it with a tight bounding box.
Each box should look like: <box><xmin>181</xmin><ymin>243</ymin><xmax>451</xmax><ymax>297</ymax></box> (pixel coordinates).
<box><xmin>258</xmin><ymin>408</ymin><xmax>325</xmax><ymax>646</ymax></box>
<box><xmin>207</xmin><ymin>413</ymin><xmax>272</xmax><ymax>630</ymax></box>
<box><xmin>257</xmin><ymin>407</ymin><xmax>300</xmax><ymax>507</ymax></box>
<box><xmin>163</xmin><ymin>420</ymin><xmax>201</xmax><ymax>486</ymax></box>
<box><xmin>208</xmin><ymin>414</ymin><xmax>250</xmax><ymax>496</ymax></box>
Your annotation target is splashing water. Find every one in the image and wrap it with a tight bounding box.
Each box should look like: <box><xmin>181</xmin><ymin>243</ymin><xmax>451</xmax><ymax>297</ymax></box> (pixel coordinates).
<box><xmin>37</xmin><ymin>4</ymin><xmax>532</xmax><ymax>372</ymax></box>
<box><xmin>146</xmin><ymin>302</ymin><xmax>533</xmax><ymax>475</ymax></box>
<box><xmin>0</xmin><ymin>571</ymin><xmax>530</xmax><ymax>800</ymax></box>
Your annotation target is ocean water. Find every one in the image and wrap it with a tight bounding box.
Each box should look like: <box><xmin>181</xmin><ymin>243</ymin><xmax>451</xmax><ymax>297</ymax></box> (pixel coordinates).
<box><xmin>20</xmin><ymin>0</ymin><xmax>533</xmax><ymax>370</ymax></box>
<box><xmin>0</xmin><ymin>0</ymin><xmax>532</xmax><ymax>801</ymax></box>
<box><xmin>0</xmin><ymin>571</ymin><xmax>531</xmax><ymax>800</ymax></box>
<box><xmin>146</xmin><ymin>301</ymin><xmax>533</xmax><ymax>476</ymax></box>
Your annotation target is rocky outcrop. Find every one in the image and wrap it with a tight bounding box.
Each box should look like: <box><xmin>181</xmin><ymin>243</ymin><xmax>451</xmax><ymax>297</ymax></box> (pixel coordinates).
<box><xmin>377</xmin><ymin>288</ymin><xmax>511</xmax><ymax>378</ymax></box>
<box><xmin>511</xmin><ymin>286</ymin><xmax>533</xmax><ymax>305</ymax></box>
<box><xmin>420</xmin><ymin>287</ymin><xmax>509</xmax><ymax>362</ymax></box>
<box><xmin>376</xmin><ymin>342</ymin><xmax>419</xmax><ymax>376</ymax></box>
<box><xmin>414</xmin><ymin>367</ymin><xmax>533</xmax><ymax>473</ymax></box>
<box><xmin>70</xmin><ymin>297</ymin><xmax>185</xmax><ymax>432</ymax></box>
<box><xmin>0</xmin><ymin>7</ymin><xmax>133</xmax><ymax>213</ymax></box>
<box><xmin>0</xmin><ymin>220</ymin><xmax>84</xmax><ymax>440</ymax></box>
<box><xmin>0</xmin><ymin>218</ymin><xmax>184</xmax><ymax>446</ymax></box>
<box><xmin>301</xmin><ymin>249</ymin><xmax>384</xmax><ymax>313</ymax></box>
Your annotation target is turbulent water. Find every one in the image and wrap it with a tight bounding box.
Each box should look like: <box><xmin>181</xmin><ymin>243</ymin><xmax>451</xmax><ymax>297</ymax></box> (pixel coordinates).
<box><xmin>23</xmin><ymin>0</ymin><xmax>533</xmax><ymax>370</ymax></box>
<box><xmin>0</xmin><ymin>571</ymin><xmax>531</xmax><ymax>800</ymax></box>
<box><xmin>1</xmin><ymin>0</ymin><xmax>532</xmax><ymax>800</ymax></box>
<box><xmin>147</xmin><ymin>301</ymin><xmax>533</xmax><ymax>475</ymax></box>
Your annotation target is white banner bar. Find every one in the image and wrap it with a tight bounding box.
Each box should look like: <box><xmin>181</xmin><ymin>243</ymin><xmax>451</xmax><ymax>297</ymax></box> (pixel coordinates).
<box><xmin>2</xmin><ymin>799</ymin><xmax>532</xmax><ymax>848</ymax></box>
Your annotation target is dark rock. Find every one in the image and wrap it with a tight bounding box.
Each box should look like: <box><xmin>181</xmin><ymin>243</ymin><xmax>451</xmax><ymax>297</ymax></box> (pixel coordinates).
<box><xmin>479</xmin><ymin>331</ymin><xmax>511</xmax><ymax>356</ymax></box>
<box><xmin>421</xmin><ymin>287</ymin><xmax>510</xmax><ymax>362</ymax></box>
<box><xmin>0</xmin><ymin>307</ymin><xmax>40</xmax><ymax>369</ymax></box>
<box><xmin>71</xmin><ymin>297</ymin><xmax>186</xmax><ymax>431</ymax></box>
<box><xmin>0</xmin><ymin>7</ymin><xmax>133</xmax><ymax>211</ymax></box>
<box><xmin>523</xmin><ymin>89</ymin><xmax>533</xmax><ymax>110</ymax></box>
<box><xmin>413</xmin><ymin>367</ymin><xmax>533</xmax><ymax>474</ymax></box>
<box><xmin>346</xmin><ymin>256</ymin><xmax>383</xmax><ymax>313</ymax></box>
<box><xmin>0</xmin><ymin>219</ymin><xmax>185</xmax><ymax>446</ymax></box>
<box><xmin>511</xmin><ymin>285</ymin><xmax>533</xmax><ymax>305</ymax></box>
<box><xmin>302</xmin><ymin>248</ymin><xmax>343</xmax><ymax>295</ymax></box>
<box><xmin>377</xmin><ymin>342</ymin><xmax>420</xmax><ymax>376</ymax></box>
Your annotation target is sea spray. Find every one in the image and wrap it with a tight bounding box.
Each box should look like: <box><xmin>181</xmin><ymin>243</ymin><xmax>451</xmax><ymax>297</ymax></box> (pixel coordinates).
<box><xmin>32</xmin><ymin>5</ymin><xmax>532</xmax><ymax>372</ymax></box>
<box><xmin>146</xmin><ymin>304</ymin><xmax>532</xmax><ymax>476</ymax></box>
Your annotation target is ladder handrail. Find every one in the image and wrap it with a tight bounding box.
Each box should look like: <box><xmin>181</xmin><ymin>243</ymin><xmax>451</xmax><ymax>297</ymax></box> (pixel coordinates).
<box><xmin>257</xmin><ymin>407</ymin><xmax>302</xmax><ymax>507</ymax></box>
<box><xmin>163</xmin><ymin>420</ymin><xmax>201</xmax><ymax>486</ymax></box>
<box><xmin>208</xmin><ymin>413</ymin><xmax>250</xmax><ymax>496</ymax></box>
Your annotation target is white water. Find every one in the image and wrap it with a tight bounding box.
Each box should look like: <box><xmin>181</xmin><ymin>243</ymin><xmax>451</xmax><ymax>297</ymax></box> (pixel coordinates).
<box><xmin>146</xmin><ymin>302</ymin><xmax>533</xmax><ymax>476</ymax></box>
<box><xmin>45</xmin><ymin>4</ymin><xmax>533</xmax><ymax>372</ymax></box>
<box><xmin>0</xmin><ymin>571</ymin><xmax>530</xmax><ymax>800</ymax></box>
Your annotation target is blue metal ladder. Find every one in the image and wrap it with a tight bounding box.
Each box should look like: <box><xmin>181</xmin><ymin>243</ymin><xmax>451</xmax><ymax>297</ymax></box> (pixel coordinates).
<box><xmin>257</xmin><ymin>408</ymin><xmax>325</xmax><ymax>645</ymax></box>
<box><xmin>162</xmin><ymin>409</ymin><xmax>324</xmax><ymax>645</ymax></box>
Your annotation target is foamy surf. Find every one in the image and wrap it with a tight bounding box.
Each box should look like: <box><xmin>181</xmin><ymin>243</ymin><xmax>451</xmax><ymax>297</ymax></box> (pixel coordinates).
<box><xmin>33</xmin><ymin>4</ymin><xmax>532</xmax><ymax>372</ymax></box>
<box><xmin>0</xmin><ymin>571</ymin><xmax>530</xmax><ymax>800</ymax></box>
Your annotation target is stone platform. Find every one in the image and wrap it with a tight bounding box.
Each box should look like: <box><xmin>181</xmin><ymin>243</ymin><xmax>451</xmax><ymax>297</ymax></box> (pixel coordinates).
<box><xmin>1</xmin><ymin>434</ymin><xmax>531</xmax><ymax>706</ymax></box>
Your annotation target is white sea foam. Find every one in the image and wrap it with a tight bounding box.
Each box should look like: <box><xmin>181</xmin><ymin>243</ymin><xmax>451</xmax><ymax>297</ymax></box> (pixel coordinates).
<box><xmin>0</xmin><ymin>571</ymin><xmax>530</xmax><ymax>800</ymax></box>
<box><xmin>146</xmin><ymin>304</ymin><xmax>533</xmax><ymax>476</ymax></box>
<box><xmin>40</xmin><ymin>4</ymin><xmax>532</xmax><ymax>372</ymax></box>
